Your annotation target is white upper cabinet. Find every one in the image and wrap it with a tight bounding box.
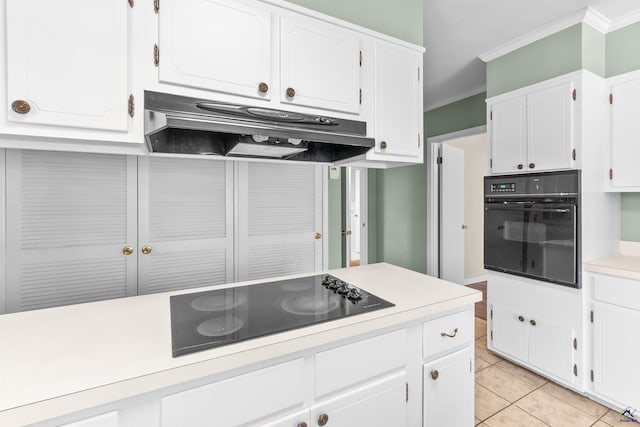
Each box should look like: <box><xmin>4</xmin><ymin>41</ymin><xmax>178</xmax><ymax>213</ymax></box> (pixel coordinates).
<box><xmin>373</xmin><ymin>42</ymin><xmax>422</xmax><ymax>157</ymax></box>
<box><xmin>607</xmin><ymin>71</ymin><xmax>640</xmax><ymax>190</ymax></box>
<box><xmin>5</xmin><ymin>0</ymin><xmax>129</xmax><ymax>132</ymax></box>
<box><xmin>158</xmin><ymin>0</ymin><xmax>273</xmax><ymax>100</ymax></box>
<box><xmin>279</xmin><ymin>16</ymin><xmax>361</xmax><ymax>114</ymax></box>
<box><xmin>527</xmin><ymin>82</ymin><xmax>574</xmax><ymax>171</ymax></box>
<box><xmin>489</xmin><ymin>78</ymin><xmax>576</xmax><ymax>174</ymax></box>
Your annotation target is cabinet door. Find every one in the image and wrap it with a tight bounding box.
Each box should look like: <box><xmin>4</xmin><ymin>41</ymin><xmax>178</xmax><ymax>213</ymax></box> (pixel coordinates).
<box><xmin>310</xmin><ymin>372</ymin><xmax>407</xmax><ymax>427</ymax></box>
<box><xmin>490</xmin><ymin>97</ymin><xmax>527</xmax><ymax>174</ymax></box>
<box><xmin>491</xmin><ymin>304</ymin><xmax>528</xmax><ymax>362</ymax></box>
<box><xmin>6</xmin><ymin>0</ymin><xmax>128</xmax><ymax>131</ymax></box>
<box><xmin>280</xmin><ymin>16</ymin><xmax>361</xmax><ymax>114</ymax></box>
<box><xmin>374</xmin><ymin>43</ymin><xmax>422</xmax><ymax>157</ymax></box>
<box><xmin>4</xmin><ymin>150</ymin><xmax>137</xmax><ymax>313</ymax></box>
<box><xmin>257</xmin><ymin>409</ymin><xmax>310</xmax><ymax>427</ymax></box>
<box><xmin>528</xmin><ymin>317</ymin><xmax>575</xmax><ymax>384</ymax></box>
<box><xmin>137</xmin><ymin>157</ymin><xmax>234</xmax><ymax>294</ymax></box>
<box><xmin>610</xmin><ymin>78</ymin><xmax>640</xmax><ymax>188</ymax></box>
<box><xmin>423</xmin><ymin>347</ymin><xmax>473</xmax><ymax>427</ymax></box>
<box><xmin>61</xmin><ymin>411</ymin><xmax>119</xmax><ymax>427</ymax></box>
<box><xmin>527</xmin><ymin>82</ymin><xmax>574</xmax><ymax>172</ymax></box>
<box><xmin>237</xmin><ymin>162</ymin><xmax>323</xmax><ymax>281</ymax></box>
<box><xmin>158</xmin><ymin>0</ymin><xmax>272</xmax><ymax>100</ymax></box>
<box><xmin>593</xmin><ymin>302</ymin><xmax>640</xmax><ymax>411</ymax></box>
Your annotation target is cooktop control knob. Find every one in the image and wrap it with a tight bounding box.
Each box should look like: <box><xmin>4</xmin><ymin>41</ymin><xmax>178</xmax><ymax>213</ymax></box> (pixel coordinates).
<box><xmin>336</xmin><ymin>284</ymin><xmax>351</xmax><ymax>295</ymax></box>
<box><xmin>346</xmin><ymin>287</ymin><xmax>363</xmax><ymax>302</ymax></box>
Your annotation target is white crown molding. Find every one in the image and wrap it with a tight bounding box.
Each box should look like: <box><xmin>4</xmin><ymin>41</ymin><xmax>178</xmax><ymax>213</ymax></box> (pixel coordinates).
<box><xmin>608</xmin><ymin>8</ymin><xmax>640</xmax><ymax>32</ymax></box>
<box><xmin>424</xmin><ymin>85</ymin><xmax>486</xmax><ymax>112</ymax></box>
<box><xmin>583</xmin><ymin>7</ymin><xmax>611</xmax><ymax>33</ymax></box>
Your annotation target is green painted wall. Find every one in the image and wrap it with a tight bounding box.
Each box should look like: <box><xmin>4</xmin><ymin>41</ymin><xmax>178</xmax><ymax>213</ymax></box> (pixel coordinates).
<box><xmin>374</xmin><ymin>93</ymin><xmax>487</xmax><ymax>273</ymax></box>
<box><xmin>487</xmin><ymin>24</ymin><xmax>605</xmax><ymax>97</ymax></box>
<box><xmin>607</xmin><ymin>21</ymin><xmax>640</xmax><ymax>241</ymax></box>
<box><xmin>606</xmin><ymin>22</ymin><xmax>640</xmax><ymax>77</ymax></box>
<box><xmin>284</xmin><ymin>0</ymin><xmax>423</xmax><ymax>45</ymax></box>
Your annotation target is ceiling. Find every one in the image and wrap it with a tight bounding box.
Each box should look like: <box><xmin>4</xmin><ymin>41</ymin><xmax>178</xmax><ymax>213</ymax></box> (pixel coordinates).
<box><xmin>422</xmin><ymin>0</ymin><xmax>640</xmax><ymax>111</ymax></box>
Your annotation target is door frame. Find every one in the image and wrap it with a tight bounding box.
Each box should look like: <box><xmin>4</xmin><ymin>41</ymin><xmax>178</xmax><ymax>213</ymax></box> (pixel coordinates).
<box><xmin>426</xmin><ymin>125</ymin><xmax>486</xmax><ymax>278</ymax></box>
<box><xmin>344</xmin><ymin>167</ymin><xmax>368</xmax><ymax>268</ymax></box>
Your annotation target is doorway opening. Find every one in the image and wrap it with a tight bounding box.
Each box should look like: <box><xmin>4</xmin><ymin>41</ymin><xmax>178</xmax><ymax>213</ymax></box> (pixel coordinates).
<box><xmin>426</xmin><ymin>126</ymin><xmax>488</xmax><ymax>286</ymax></box>
<box><xmin>344</xmin><ymin>167</ymin><xmax>368</xmax><ymax>268</ymax></box>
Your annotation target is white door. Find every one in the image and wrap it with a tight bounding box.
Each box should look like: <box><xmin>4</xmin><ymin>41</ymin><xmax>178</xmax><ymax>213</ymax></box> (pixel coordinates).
<box><xmin>237</xmin><ymin>162</ymin><xmax>324</xmax><ymax>281</ymax></box>
<box><xmin>490</xmin><ymin>97</ymin><xmax>527</xmax><ymax>174</ymax></box>
<box><xmin>158</xmin><ymin>0</ymin><xmax>272</xmax><ymax>100</ymax></box>
<box><xmin>6</xmin><ymin>0</ymin><xmax>129</xmax><ymax>131</ymax></box>
<box><xmin>527</xmin><ymin>82</ymin><xmax>574</xmax><ymax>172</ymax></box>
<box><xmin>440</xmin><ymin>143</ymin><xmax>465</xmax><ymax>284</ymax></box>
<box><xmin>5</xmin><ymin>150</ymin><xmax>137</xmax><ymax>313</ymax></box>
<box><xmin>137</xmin><ymin>157</ymin><xmax>234</xmax><ymax>294</ymax></box>
<box><xmin>491</xmin><ymin>304</ymin><xmax>528</xmax><ymax>363</ymax></box>
<box><xmin>374</xmin><ymin>43</ymin><xmax>422</xmax><ymax>157</ymax></box>
<box><xmin>593</xmin><ymin>302</ymin><xmax>640</xmax><ymax>411</ymax></box>
<box><xmin>345</xmin><ymin>167</ymin><xmax>367</xmax><ymax>268</ymax></box>
<box><xmin>310</xmin><ymin>372</ymin><xmax>407</xmax><ymax>427</ymax></box>
<box><xmin>423</xmin><ymin>347</ymin><xmax>473</xmax><ymax>427</ymax></box>
<box><xmin>528</xmin><ymin>316</ymin><xmax>574</xmax><ymax>384</ymax></box>
<box><xmin>280</xmin><ymin>16</ymin><xmax>361</xmax><ymax>114</ymax></box>
<box><xmin>610</xmin><ymin>78</ymin><xmax>640</xmax><ymax>188</ymax></box>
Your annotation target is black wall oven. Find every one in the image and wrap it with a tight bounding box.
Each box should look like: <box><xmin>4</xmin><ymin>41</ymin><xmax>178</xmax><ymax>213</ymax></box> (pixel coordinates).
<box><xmin>484</xmin><ymin>170</ymin><xmax>580</xmax><ymax>288</ymax></box>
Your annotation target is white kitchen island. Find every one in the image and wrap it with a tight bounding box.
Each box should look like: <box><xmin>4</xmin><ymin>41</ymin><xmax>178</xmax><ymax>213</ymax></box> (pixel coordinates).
<box><xmin>0</xmin><ymin>263</ymin><xmax>481</xmax><ymax>427</ymax></box>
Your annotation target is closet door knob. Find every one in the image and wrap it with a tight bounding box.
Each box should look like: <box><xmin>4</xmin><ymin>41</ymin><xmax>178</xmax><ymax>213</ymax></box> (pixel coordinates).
<box><xmin>141</xmin><ymin>245</ymin><xmax>152</xmax><ymax>255</ymax></box>
<box><xmin>122</xmin><ymin>246</ymin><xmax>134</xmax><ymax>256</ymax></box>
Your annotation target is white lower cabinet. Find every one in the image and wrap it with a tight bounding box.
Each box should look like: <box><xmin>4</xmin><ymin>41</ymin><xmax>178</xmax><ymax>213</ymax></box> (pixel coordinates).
<box><xmin>60</xmin><ymin>412</ymin><xmax>119</xmax><ymax>427</ymax></box>
<box><xmin>589</xmin><ymin>273</ymin><xmax>640</xmax><ymax>411</ymax></box>
<box><xmin>423</xmin><ymin>348</ymin><xmax>473</xmax><ymax>427</ymax></box>
<box><xmin>259</xmin><ymin>409</ymin><xmax>310</xmax><ymax>427</ymax></box>
<box><xmin>310</xmin><ymin>372</ymin><xmax>407</xmax><ymax>427</ymax></box>
<box><xmin>488</xmin><ymin>273</ymin><xmax>581</xmax><ymax>388</ymax></box>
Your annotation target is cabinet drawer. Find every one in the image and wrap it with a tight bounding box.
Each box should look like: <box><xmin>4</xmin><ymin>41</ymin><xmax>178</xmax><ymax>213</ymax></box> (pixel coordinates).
<box><xmin>61</xmin><ymin>411</ymin><xmax>119</xmax><ymax>427</ymax></box>
<box><xmin>161</xmin><ymin>358</ymin><xmax>304</xmax><ymax>427</ymax></box>
<box><xmin>593</xmin><ymin>274</ymin><xmax>640</xmax><ymax>310</ymax></box>
<box><xmin>423</xmin><ymin>310</ymin><xmax>473</xmax><ymax>359</ymax></box>
<box><xmin>315</xmin><ymin>329</ymin><xmax>406</xmax><ymax>397</ymax></box>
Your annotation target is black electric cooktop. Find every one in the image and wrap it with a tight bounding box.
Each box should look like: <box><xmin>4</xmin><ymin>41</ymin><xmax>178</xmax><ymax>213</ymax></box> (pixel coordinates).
<box><xmin>169</xmin><ymin>274</ymin><xmax>394</xmax><ymax>357</ymax></box>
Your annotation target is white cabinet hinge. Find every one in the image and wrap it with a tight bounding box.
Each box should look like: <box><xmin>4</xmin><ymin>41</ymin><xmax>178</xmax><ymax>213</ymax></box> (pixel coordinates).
<box><xmin>154</xmin><ymin>0</ymin><xmax>159</xmax><ymax>13</ymax></box>
<box><xmin>609</xmin><ymin>94</ymin><xmax>613</xmax><ymax>105</ymax></box>
<box><xmin>490</xmin><ymin>330</ymin><xmax>493</xmax><ymax>340</ymax></box>
<box><xmin>359</xmin><ymin>89</ymin><xmax>362</xmax><ymax>105</ymax></box>
<box><xmin>573</xmin><ymin>364</ymin><xmax>578</xmax><ymax>377</ymax></box>
<box><xmin>572</xmin><ymin>89</ymin><xmax>577</xmax><ymax>101</ymax></box>
<box><xmin>128</xmin><ymin>94</ymin><xmax>135</xmax><ymax>118</ymax></box>
<box><xmin>153</xmin><ymin>44</ymin><xmax>159</xmax><ymax>67</ymax></box>
<box><xmin>490</xmin><ymin>308</ymin><xmax>493</xmax><ymax>319</ymax></box>
<box><xmin>490</xmin><ymin>158</ymin><xmax>493</xmax><ymax>169</ymax></box>
<box><xmin>590</xmin><ymin>369</ymin><xmax>594</xmax><ymax>382</ymax></box>
<box><xmin>572</xmin><ymin>149</ymin><xmax>576</xmax><ymax>161</ymax></box>
<box><xmin>609</xmin><ymin>169</ymin><xmax>613</xmax><ymax>181</ymax></box>
<box><xmin>418</xmin><ymin>134</ymin><xmax>421</xmax><ymax>148</ymax></box>
<box><xmin>573</xmin><ymin>337</ymin><xmax>577</xmax><ymax>350</ymax></box>
<box><xmin>437</xmin><ymin>156</ymin><xmax>443</xmax><ymax>165</ymax></box>
<box><xmin>418</xmin><ymin>67</ymin><xmax>420</xmax><ymax>81</ymax></box>
<box><xmin>490</xmin><ymin>110</ymin><xmax>493</xmax><ymax>120</ymax></box>
<box><xmin>590</xmin><ymin>310</ymin><xmax>594</xmax><ymax>322</ymax></box>
<box><xmin>405</xmin><ymin>382</ymin><xmax>409</xmax><ymax>402</ymax></box>
<box><xmin>359</xmin><ymin>50</ymin><xmax>362</xmax><ymax>67</ymax></box>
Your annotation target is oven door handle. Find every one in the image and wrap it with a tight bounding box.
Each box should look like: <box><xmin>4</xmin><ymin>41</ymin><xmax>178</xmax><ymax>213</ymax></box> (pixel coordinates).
<box><xmin>485</xmin><ymin>205</ymin><xmax>572</xmax><ymax>213</ymax></box>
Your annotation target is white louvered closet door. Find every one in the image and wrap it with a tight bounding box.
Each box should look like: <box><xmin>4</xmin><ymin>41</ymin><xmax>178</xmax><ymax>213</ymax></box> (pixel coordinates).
<box><xmin>4</xmin><ymin>150</ymin><xmax>137</xmax><ymax>313</ymax></box>
<box><xmin>137</xmin><ymin>157</ymin><xmax>233</xmax><ymax>294</ymax></box>
<box><xmin>238</xmin><ymin>162</ymin><xmax>323</xmax><ymax>281</ymax></box>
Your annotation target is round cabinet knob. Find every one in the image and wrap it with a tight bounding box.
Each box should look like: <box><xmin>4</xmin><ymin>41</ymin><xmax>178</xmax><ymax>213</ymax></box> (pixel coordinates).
<box><xmin>297</xmin><ymin>423</ymin><xmax>308</xmax><ymax>427</ymax></box>
<box><xmin>518</xmin><ymin>315</ymin><xmax>525</xmax><ymax>322</ymax></box>
<box><xmin>380</xmin><ymin>140</ymin><xmax>388</xmax><ymax>150</ymax></box>
<box><xmin>141</xmin><ymin>245</ymin><xmax>152</xmax><ymax>255</ymax></box>
<box><xmin>286</xmin><ymin>87</ymin><xmax>296</xmax><ymax>98</ymax></box>
<box><xmin>529</xmin><ymin>163</ymin><xmax>536</xmax><ymax>169</ymax></box>
<box><xmin>431</xmin><ymin>369</ymin><xmax>439</xmax><ymax>380</ymax></box>
<box><xmin>12</xmin><ymin>99</ymin><xmax>31</xmax><ymax>114</ymax></box>
<box><xmin>530</xmin><ymin>319</ymin><xmax>537</xmax><ymax>326</ymax></box>
<box><xmin>122</xmin><ymin>246</ymin><xmax>134</xmax><ymax>256</ymax></box>
<box><xmin>258</xmin><ymin>82</ymin><xmax>269</xmax><ymax>93</ymax></box>
<box><xmin>517</xmin><ymin>164</ymin><xmax>523</xmax><ymax>170</ymax></box>
<box><xmin>314</xmin><ymin>232</ymin><xmax>322</xmax><ymax>240</ymax></box>
<box><xmin>461</xmin><ymin>224</ymin><xmax>468</xmax><ymax>230</ymax></box>
<box><xmin>318</xmin><ymin>414</ymin><xmax>329</xmax><ymax>426</ymax></box>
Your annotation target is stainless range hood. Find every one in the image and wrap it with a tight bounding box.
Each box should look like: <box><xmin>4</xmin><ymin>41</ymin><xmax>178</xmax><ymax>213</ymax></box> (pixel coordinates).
<box><xmin>144</xmin><ymin>91</ymin><xmax>374</xmax><ymax>162</ymax></box>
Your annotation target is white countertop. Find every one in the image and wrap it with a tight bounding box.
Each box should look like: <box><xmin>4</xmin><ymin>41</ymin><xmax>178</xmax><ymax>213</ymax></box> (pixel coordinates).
<box><xmin>0</xmin><ymin>263</ymin><xmax>481</xmax><ymax>425</ymax></box>
<box><xmin>584</xmin><ymin>241</ymin><xmax>640</xmax><ymax>281</ymax></box>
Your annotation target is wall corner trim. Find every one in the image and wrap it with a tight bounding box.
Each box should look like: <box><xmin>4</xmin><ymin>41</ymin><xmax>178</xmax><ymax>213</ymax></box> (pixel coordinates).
<box><xmin>478</xmin><ymin>7</ymin><xmax>610</xmax><ymax>63</ymax></box>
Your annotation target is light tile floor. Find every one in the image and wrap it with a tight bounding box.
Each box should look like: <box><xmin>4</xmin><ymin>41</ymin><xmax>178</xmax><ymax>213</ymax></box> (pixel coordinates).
<box><xmin>474</xmin><ymin>317</ymin><xmax>631</xmax><ymax>426</ymax></box>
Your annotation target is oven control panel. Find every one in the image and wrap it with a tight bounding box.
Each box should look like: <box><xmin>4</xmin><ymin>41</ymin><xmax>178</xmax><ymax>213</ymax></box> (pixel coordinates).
<box><xmin>490</xmin><ymin>183</ymin><xmax>516</xmax><ymax>193</ymax></box>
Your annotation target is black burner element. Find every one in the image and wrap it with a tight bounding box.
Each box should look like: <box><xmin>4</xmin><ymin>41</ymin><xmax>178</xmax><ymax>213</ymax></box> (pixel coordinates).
<box><xmin>169</xmin><ymin>274</ymin><xmax>394</xmax><ymax>357</ymax></box>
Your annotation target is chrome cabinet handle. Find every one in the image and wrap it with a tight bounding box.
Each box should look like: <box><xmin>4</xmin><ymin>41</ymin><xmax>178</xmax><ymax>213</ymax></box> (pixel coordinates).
<box><xmin>440</xmin><ymin>328</ymin><xmax>459</xmax><ymax>338</ymax></box>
